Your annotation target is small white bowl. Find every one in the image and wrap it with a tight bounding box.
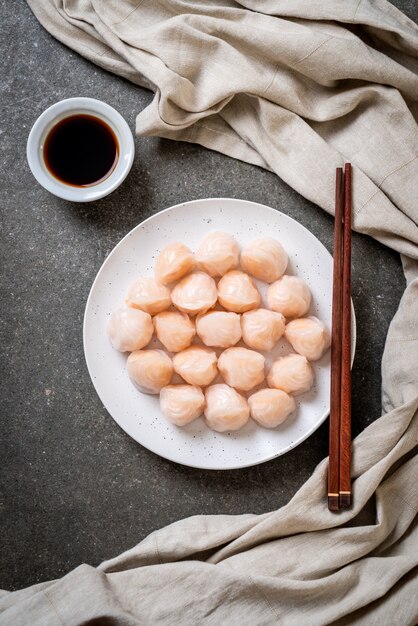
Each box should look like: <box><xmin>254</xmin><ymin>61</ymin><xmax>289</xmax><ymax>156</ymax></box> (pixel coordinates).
<box><xmin>27</xmin><ymin>97</ymin><xmax>135</xmax><ymax>202</ymax></box>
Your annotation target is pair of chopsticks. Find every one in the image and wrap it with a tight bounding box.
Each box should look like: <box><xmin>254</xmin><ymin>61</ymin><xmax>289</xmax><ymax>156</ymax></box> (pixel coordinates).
<box><xmin>328</xmin><ymin>163</ymin><xmax>352</xmax><ymax>511</ymax></box>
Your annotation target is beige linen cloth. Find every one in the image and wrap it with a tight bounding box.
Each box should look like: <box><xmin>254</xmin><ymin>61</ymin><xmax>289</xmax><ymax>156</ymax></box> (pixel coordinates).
<box><xmin>1</xmin><ymin>1</ymin><xmax>417</xmax><ymax>624</ymax></box>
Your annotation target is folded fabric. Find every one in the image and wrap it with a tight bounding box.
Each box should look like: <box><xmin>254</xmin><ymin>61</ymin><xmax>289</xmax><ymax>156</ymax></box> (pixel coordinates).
<box><xmin>1</xmin><ymin>1</ymin><xmax>417</xmax><ymax>623</ymax></box>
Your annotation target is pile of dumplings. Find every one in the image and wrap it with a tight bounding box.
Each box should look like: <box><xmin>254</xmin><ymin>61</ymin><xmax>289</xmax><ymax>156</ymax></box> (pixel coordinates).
<box><xmin>107</xmin><ymin>232</ymin><xmax>330</xmax><ymax>433</ymax></box>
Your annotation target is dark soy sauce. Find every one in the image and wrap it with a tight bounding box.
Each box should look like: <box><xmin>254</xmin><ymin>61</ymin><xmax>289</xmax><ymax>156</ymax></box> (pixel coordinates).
<box><xmin>44</xmin><ymin>114</ymin><xmax>119</xmax><ymax>187</ymax></box>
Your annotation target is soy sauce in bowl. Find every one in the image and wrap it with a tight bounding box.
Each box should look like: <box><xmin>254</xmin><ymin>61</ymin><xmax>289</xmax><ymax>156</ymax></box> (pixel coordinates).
<box><xmin>44</xmin><ymin>114</ymin><xmax>119</xmax><ymax>187</ymax></box>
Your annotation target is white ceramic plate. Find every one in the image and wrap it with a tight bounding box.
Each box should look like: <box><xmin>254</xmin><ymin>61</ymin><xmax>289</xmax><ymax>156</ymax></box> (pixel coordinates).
<box><xmin>84</xmin><ymin>198</ymin><xmax>356</xmax><ymax>470</ymax></box>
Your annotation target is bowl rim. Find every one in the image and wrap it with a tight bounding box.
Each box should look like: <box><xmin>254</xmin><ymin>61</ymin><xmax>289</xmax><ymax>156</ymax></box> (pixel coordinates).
<box><xmin>26</xmin><ymin>97</ymin><xmax>135</xmax><ymax>202</ymax></box>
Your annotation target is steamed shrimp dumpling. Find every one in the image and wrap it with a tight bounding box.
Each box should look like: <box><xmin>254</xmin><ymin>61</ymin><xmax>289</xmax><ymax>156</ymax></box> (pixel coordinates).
<box><xmin>217</xmin><ymin>270</ymin><xmax>260</xmax><ymax>313</ymax></box>
<box><xmin>173</xmin><ymin>346</ymin><xmax>218</xmax><ymax>386</ymax></box>
<box><xmin>196</xmin><ymin>310</ymin><xmax>241</xmax><ymax>348</ymax></box>
<box><xmin>241</xmin><ymin>237</ymin><xmax>288</xmax><ymax>283</ymax></box>
<box><xmin>127</xmin><ymin>349</ymin><xmax>173</xmax><ymax>394</ymax></box>
<box><xmin>196</xmin><ymin>231</ymin><xmax>239</xmax><ymax>277</ymax></box>
<box><xmin>171</xmin><ymin>272</ymin><xmax>217</xmax><ymax>316</ymax></box>
<box><xmin>218</xmin><ymin>347</ymin><xmax>265</xmax><ymax>391</ymax></box>
<box><xmin>160</xmin><ymin>385</ymin><xmax>205</xmax><ymax>426</ymax></box>
<box><xmin>285</xmin><ymin>316</ymin><xmax>330</xmax><ymax>361</ymax></box>
<box><xmin>267</xmin><ymin>275</ymin><xmax>311</xmax><ymax>318</ymax></box>
<box><xmin>268</xmin><ymin>354</ymin><xmax>314</xmax><ymax>395</ymax></box>
<box><xmin>153</xmin><ymin>311</ymin><xmax>195</xmax><ymax>352</ymax></box>
<box><xmin>248</xmin><ymin>389</ymin><xmax>296</xmax><ymax>428</ymax></box>
<box><xmin>107</xmin><ymin>307</ymin><xmax>153</xmax><ymax>352</ymax></box>
<box><xmin>155</xmin><ymin>242</ymin><xmax>195</xmax><ymax>284</ymax></box>
<box><xmin>204</xmin><ymin>384</ymin><xmax>249</xmax><ymax>432</ymax></box>
<box><xmin>126</xmin><ymin>277</ymin><xmax>171</xmax><ymax>315</ymax></box>
<box><xmin>241</xmin><ymin>308</ymin><xmax>285</xmax><ymax>351</ymax></box>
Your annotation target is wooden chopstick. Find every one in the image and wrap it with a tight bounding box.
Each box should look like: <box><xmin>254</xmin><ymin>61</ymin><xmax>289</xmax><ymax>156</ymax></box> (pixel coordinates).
<box><xmin>339</xmin><ymin>163</ymin><xmax>352</xmax><ymax>508</ymax></box>
<box><xmin>328</xmin><ymin>167</ymin><xmax>344</xmax><ymax>512</ymax></box>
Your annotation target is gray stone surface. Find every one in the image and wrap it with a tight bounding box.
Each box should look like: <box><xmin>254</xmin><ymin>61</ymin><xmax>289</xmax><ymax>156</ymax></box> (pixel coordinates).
<box><xmin>0</xmin><ymin>1</ymin><xmax>414</xmax><ymax>591</ymax></box>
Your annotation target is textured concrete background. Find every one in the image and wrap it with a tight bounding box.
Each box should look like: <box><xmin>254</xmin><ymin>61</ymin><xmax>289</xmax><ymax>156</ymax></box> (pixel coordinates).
<box><xmin>1</xmin><ymin>1</ymin><xmax>416</xmax><ymax>590</ymax></box>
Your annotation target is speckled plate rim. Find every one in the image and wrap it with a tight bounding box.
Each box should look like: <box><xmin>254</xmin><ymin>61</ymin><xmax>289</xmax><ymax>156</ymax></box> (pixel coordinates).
<box><xmin>83</xmin><ymin>198</ymin><xmax>356</xmax><ymax>470</ymax></box>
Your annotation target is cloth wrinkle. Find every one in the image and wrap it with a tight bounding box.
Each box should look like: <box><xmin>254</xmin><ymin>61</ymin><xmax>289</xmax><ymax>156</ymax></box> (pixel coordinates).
<box><xmin>352</xmin><ymin>0</ymin><xmax>364</xmax><ymax>22</ymax></box>
<box><xmin>377</xmin><ymin>153</ymin><xmax>418</xmax><ymax>188</ymax></box>
<box><xmin>395</xmin><ymin>492</ymin><xmax>418</xmax><ymax>515</ymax></box>
<box><xmin>247</xmin><ymin>574</ymin><xmax>283</xmax><ymax>624</ymax></box>
<box><xmin>293</xmin><ymin>35</ymin><xmax>334</xmax><ymax>65</ymax></box>
<box><xmin>110</xmin><ymin>0</ymin><xmax>146</xmax><ymax>27</ymax></box>
<box><xmin>153</xmin><ymin>532</ymin><xmax>163</xmax><ymax>565</ymax></box>
<box><xmin>42</xmin><ymin>590</ymin><xmax>67</xmax><ymax>626</ymax></box>
<box><xmin>386</xmin><ymin>335</ymin><xmax>418</xmax><ymax>342</ymax></box>
<box><xmin>354</xmin><ymin>152</ymin><xmax>418</xmax><ymax>217</ymax></box>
